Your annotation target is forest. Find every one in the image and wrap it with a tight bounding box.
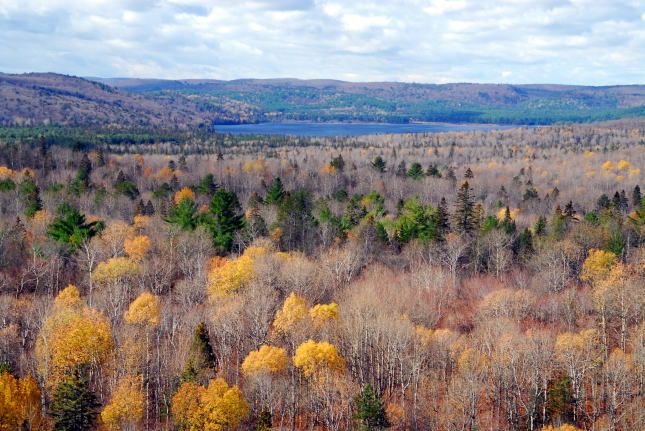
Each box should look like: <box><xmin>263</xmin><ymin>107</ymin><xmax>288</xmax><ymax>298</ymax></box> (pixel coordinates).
<box><xmin>0</xmin><ymin>119</ymin><xmax>644</xmax><ymax>431</ymax></box>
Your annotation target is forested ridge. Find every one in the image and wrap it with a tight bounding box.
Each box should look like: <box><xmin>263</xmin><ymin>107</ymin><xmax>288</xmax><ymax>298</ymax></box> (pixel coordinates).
<box><xmin>0</xmin><ymin>119</ymin><xmax>644</xmax><ymax>431</ymax></box>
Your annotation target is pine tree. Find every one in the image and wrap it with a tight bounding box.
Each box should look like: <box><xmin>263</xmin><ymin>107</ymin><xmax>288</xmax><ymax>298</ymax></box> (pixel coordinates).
<box><xmin>353</xmin><ymin>384</ymin><xmax>390</xmax><ymax>431</ymax></box>
<box><xmin>178</xmin><ymin>155</ymin><xmax>188</xmax><ymax>171</ymax></box>
<box><xmin>197</xmin><ymin>174</ymin><xmax>218</xmax><ymax>196</ymax></box>
<box><xmin>395</xmin><ymin>161</ymin><xmax>407</xmax><ymax>177</ymax></box>
<box><xmin>96</xmin><ymin>149</ymin><xmax>106</xmax><ymax>167</ymax></box>
<box><xmin>452</xmin><ymin>181</ymin><xmax>477</xmax><ymax>235</ymax></box>
<box><xmin>50</xmin><ymin>372</ymin><xmax>100</xmax><ymax>431</ymax></box>
<box><xmin>371</xmin><ymin>156</ymin><xmax>386</xmax><ymax>172</ymax></box>
<box><xmin>188</xmin><ymin>322</ymin><xmax>216</xmax><ymax>371</ymax></box>
<box><xmin>265</xmin><ymin>177</ymin><xmax>286</xmax><ymax>204</ymax></box>
<box><xmin>464</xmin><ymin>167</ymin><xmax>474</xmax><ymax>179</ymax></box>
<box><xmin>432</xmin><ymin>197</ymin><xmax>450</xmax><ymax>237</ymax></box>
<box><xmin>632</xmin><ymin>185</ymin><xmax>642</xmax><ymax>209</ymax></box>
<box><xmin>406</xmin><ymin>163</ymin><xmax>425</xmax><ymax>180</ymax></box>
<box><xmin>206</xmin><ymin>188</ymin><xmax>244</xmax><ymax>253</ymax></box>
<box><xmin>134</xmin><ymin>200</ymin><xmax>145</xmax><ymax>216</ymax></box>
<box><xmin>596</xmin><ymin>194</ymin><xmax>611</xmax><ymax>211</ymax></box>
<box><xmin>330</xmin><ymin>154</ymin><xmax>345</xmax><ymax>171</ymax></box>
<box><xmin>77</xmin><ymin>154</ymin><xmax>92</xmax><ymax>187</ymax></box>
<box><xmin>144</xmin><ymin>200</ymin><xmax>155</xmax><ymax>216</ymax></box>
<box><xmin>166</xmin><ymin>198</ymin><xmax>200</xmax><ymax>231</ymax></box>
<box><xmin>534</xmin><ymin>216</ymin><xmax>547</xmax><ymax>236</ymax></box>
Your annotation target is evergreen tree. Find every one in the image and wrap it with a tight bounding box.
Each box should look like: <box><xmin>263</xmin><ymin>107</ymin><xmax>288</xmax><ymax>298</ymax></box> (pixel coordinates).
<box><xmin>170</xmin><ymin>175</ymin><xmax>180</xmax><ymax>191</ymax></box>
<box><xmin>395</xmin><ymin>161</ymin><xmax>407</xmax><ymax>177</ymax></box>
<box><xmin>166</xmin><ymin>198</ymin><xmax>200</xmax><ymax>231</ymax></box>
<box><xmin>341</xmin><ymin>195</ymin><xmax>368</xmax><ymax>231</ymax></box>
<box><xmin>330</xmin><ymin>154</ymin><xmax>345</xmax><ymax>171</ymax></box>
<box><xmin>464</xmin><ymin>167</ymin><xmax>474</xmax><ymax>179</ymax></box>
<box><xmin>276</xmin><ymin>190</ymin><xmax>318</xmax><ymax>252</ymax></box>
<box><xmin>49</xmin><ymin>372</ymin><xmax>100</xmax><ymax>431</ymax></box>
<box><xmin>596</xmin><ymin>194</ymin><xmax>611</xmax><ymax>211</ymax></box>
<box><xmin>206</xmin><ymin>188</ymin><xmax>244</xmax><ymax>253</ymax></box>
<box><xmin>432</xmin><ymin>197</ymin><xmax>450</xmax><ymax>236</ymax></box>
<box><xmin>445</xmin><ymin>167</ymin><xmax>457</xmax><ymax>183</ymax></box>
<box><xmin>353</xmin><ymin>384</ymin><xmax>390</xmax><ymax>431</ymax></box>
<box><xmin>265</xmin><ymin>177</ymin><xmax>286</xmax><ymax>204</ymax></box>
<box><xmin>534</xmin><ymin>215</ymin><xmax>547</xmax><ymax>236</ymax></box>
<box><xmin>426</xmin><ymin>164</ymin><xmax>441</xmax><ymax>178</ymax></box>
<box><xmin>500</xmin><ymin>206</ymin><xmax>516</xmax><ymax>234</ymax></box>
<box><xmin>632</xmin><ymin>185</ymin><xmax>642</xmax><ymax>209</ymax></box>
<box><xmin>144</xmin><ymin>200</ymin><xmax>155</xmax><ymax>216</ymax></box>
<box><xmin>452</xmin><ymin>181</ymin><xmax>477</xmax><ymax>235</ymax></box>
<box><xmin>134</xmin><ymin>200</ymin><xmax>145</xmax><ymax>216</ymax></box>
<box><xmin>77</xmin><ymin>154</ymin><xmax>92</xmax><ymax>187</ymax></box>
<box><xmin>178</xmin><ymin>155</ymin><xmax>188</xmax><ymax>171</ymax></box>
<box><xmin>168</xmin><ymin>159</ymin><xmax>176</xmax><ymax>171</ymax></box>
<box><xmin>47</xmin><ymin>206</ymin><xmax>104</xmax><ymax>253</ymax></box>
<box><xmin>255</xmin><ymin>407</ymin><xmax>272</xmax><ymax>431</ymax></box>
<box><xmin>196</xmin><ymin>173</ymin><xmax>218</xmax><ymax>196</ymax></box>
<box><xmin>182</xmin><ymin>322</ymin><xmax>216</xmax><ymax>382</ymax></box>
<box><xmin>371</xmin><ymin>156</ymin><xmax>386</xmax><ymax>172</ymax></box>
<box><xmin>406</xmin><ymin>163</ymin><xmax>425</xmax><ymax>180</ymax></box>
<box><xmin>20</xmin><ymin>179</ymin><xmax>43</xmax><ymax>218</ymax></box>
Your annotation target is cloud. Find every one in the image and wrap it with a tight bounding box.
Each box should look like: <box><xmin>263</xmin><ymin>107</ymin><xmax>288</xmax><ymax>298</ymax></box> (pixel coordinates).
<box><xmin>0</xmin><ymin>0</ymin><xmax>643</xmax><ymax>84</ymax></box>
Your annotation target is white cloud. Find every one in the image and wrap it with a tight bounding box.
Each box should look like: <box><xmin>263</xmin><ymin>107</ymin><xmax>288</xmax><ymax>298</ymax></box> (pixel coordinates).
<box><xmin>0</xmin><ymin>0</ymin><xmax>643</xmax><ymax>84</ymax></box>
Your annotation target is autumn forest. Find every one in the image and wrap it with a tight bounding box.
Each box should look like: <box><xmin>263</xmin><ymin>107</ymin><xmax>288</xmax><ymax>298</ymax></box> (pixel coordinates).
<box><xmin>0</xmin><ymin>119</ymin><xmax>644</xmax><ymax>431</ymax></box>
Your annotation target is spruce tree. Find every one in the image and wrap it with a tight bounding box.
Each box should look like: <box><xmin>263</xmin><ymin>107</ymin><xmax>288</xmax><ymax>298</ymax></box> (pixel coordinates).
<box><xmin>49</xmin><ymin>372</ymin><xmax>99</xmax><ymax>431</ymax></box>
<box><xmin>371</xmin><ymin>156</ymin><xmax>386</xmax><ymax>172</ymax></box>
<box><xmin>464</xmin><ymin>167</ymin><xmax>474</xmax><ymax>179</ymax></box>
<box><xmin>353</xmin><ymin>384</ymin><xmax>390</xmax><ymax>431</ymax></box>
<box><xmin>432</xmin><ymin>197</ymin><xmax>450</xmax><ymax>237</ymax></box>
<box><xmin>144</xmin><ymin>200</ymin><xmax>155</xmax><ymax>216</ymax></box>
<box><xmin>181</xmin><ymin>322</ymin><xmax>216</xmax><ymax>382</ymax></box>
<box><xmin>206</xmin><ymin>188</ymin><xmax>244</xmax><ymax>253</ymax></box>
<box><xmin>265</xmin><ymin>177</ymin><xmax>286</xmax><ymax>204</ymax></box>
<box><xmin>452</xmin><ymin>181</ymin><xmax>477</xmax><ymax>235</ymax></box>
<box><xmin>406</xmin><ymin>163</ymin><xmax>425</xmax><ymax>180</ymax></box>
<box><xmin>632</xmin><ymin>185</ymin><xmax>642</xmax><ymax>209</ymax></box>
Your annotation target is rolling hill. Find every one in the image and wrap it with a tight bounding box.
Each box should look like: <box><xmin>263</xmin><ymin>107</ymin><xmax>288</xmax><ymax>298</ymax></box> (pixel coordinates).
<box><xmin>1</xmin><ymin>72</ymin><xmax>644</xmax><ymax>128</ymax></box>
<box><xmin>98</xmin><ymin>77</ymin><xmax>645</xmax><ymax>125</ymax></box>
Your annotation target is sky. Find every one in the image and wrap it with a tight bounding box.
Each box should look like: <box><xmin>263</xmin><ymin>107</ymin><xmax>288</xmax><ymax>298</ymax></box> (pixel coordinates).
<box><xmin>1</xmin><ymin>0</ymin><xmax>644</xmax><ymax>85</ymax></box>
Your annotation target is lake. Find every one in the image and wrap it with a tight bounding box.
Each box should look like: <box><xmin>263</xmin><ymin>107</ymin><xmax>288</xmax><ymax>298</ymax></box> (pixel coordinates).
<box><xmin>212</xmin><ymin>122</ymin><xmax>520</xmax><ymax>137</ymax></box>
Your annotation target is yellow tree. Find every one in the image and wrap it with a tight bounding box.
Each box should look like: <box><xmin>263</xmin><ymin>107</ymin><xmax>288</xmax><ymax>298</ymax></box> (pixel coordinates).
<box><xmin>124</xmin><ymin>292</ymin><xmax>161</xmax><ymax>328</ymax></box>
<box><xmin>171</xmin><ymin>378</ymin><xmax>248</xmax><ymax>431</ymax></box>
<box><xmin>207</xmin><ymin>255</ymin><xmax>255</xmax><ymax>299</ymax></box>
<box><xmin>273</xmin><ymin>292</ymin><xmax>308</xmax><ymax>335</ymax></box>
<box><xmin>0</xmin><ymin>371</ymin><xmax>45</xmax><ymax>430</ymax></box>
<box><xmin>123</xmin><ymin>292</ymin><xmax>161</xmax><ymax>425</ymax></box>
<box><xmin>93</xmin><ymin>257</ymin><xmax>141</xmax><ymax>286</ymax></box>
<box><xmin>309</xmin><ymin>303</ymin><xmax>339</xmax><ymax>328</ymax></box>
<box><xmin>541</xmin><ymin>425</ymin><xmax>582</xmax><ymax>431</ymax></box>
<box><xmin>101</xmin><ymin>375</ymin><xmax>145</xmax><ymax>431</ymax></box>
<box><xmin>0</xmin><ymin>372</ymin><xmax>21</xmax><ymax>430</ymax></box>
<box><xmin>241</xmin><ymin>345</ymin><xmax>289</xmax><ymax>377</ymax></box>
<box><xmin>36</xmin><ymin>285</ymin><xmax>113</xmax><ymax>389</ymax></box>
<box><xmin>124</xmin><ymin>235</ymin><xmax>151</xmax><ymax>262</ymax></box>
<box><xmin>174</xmin><ymin>187</ymin><xmax>196</xmax><ymax>205</ymax></box>
<box><xmin>293</xmin><ymin>340</ymin><xmax>345</xmax><ymax>379</ymax></box>
<box><xmin>580</xmin><ymin>249</ymin><xmax>616</xmax><ymax>284</ymax></box>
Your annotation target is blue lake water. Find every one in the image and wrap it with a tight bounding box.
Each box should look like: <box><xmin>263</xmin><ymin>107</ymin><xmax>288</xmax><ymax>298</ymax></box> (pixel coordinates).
<box><xmin>212</xmin><ymin>122</ymin><xmax>520</xmax><ymax>137</ymax></box>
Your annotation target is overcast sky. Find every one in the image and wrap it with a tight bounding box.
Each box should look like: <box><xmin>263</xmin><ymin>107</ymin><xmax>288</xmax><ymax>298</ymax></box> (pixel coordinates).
<box><xmin>1</xmin><ymin>0</ymin><xmax>643</xmax><ymax>84</ymax></box>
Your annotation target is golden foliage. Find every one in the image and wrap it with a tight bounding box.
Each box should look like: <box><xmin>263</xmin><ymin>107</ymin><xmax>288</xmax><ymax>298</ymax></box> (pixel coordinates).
<box><xmin>555</xmin><ymin>329</ymin><xmax>601</xmax><ymax>368</ymax></box>
<box><xmin>478</xmin><ymin>288</ymin><xmax>535</xmax><ymax>318</ymax></box>
<box><xmin>273</xmin><ymin>292</ymin><xmax>308</xmax><ymax>334</ymax></box>
<box><xmin>124</xmin><ymin>235</ymin><xmax>151</xmax><ymax>262</ymax></box>
<box><xmin>0</xmin><ymin>372</ymin><xmax>44</xmax><ymax>430</ymax></box>
<box><xmin>241</xmin><ymin>345</ymin><xmax>289</xmax><ymax>377</ymax></box>
<box><xmin>293</xmin><ymin>340</ymin><xmax>345</xmax><ymax>378</ymax></box>
<box><xmin>319</xmin><ymin>164</ymin><xmax>337</xmax><ymax>175</ymax></box>
<box><xmin>174</xmin><ymin>187</ymin><xmax>196</xmax><ymax>204</ymax></box>
<box><xmin>37</xmin><ymin>286</ymin><xmax>113</xmax><ymax>387</ymax></box>
<box><xmin>0</xmin><ymin>166</ymin><xmax>18</xmax><ymax>179</ymax></box>
<box><xmin>601</xmin><ymin>161</ymin><xmax>614</xmax><ymax>171</ymax></box>
<box><xmin>93</xmin><ymin>257</ymin><xmax>141</xmax><ymax>286</ymax></box>
<box><xmin>207</xmin><ymin>255</ymin><xmax>254</xmax><ymax>299</ymax></box>
<box><xmin>101</xmin><ymin>375</ymin><xmax>145</xmax><ymax>431</ymax></box>
<box><xmin>171</xmin><ymin>378</ymin><xmax>248</xmax><ymax>431</ymax></box>
<box><xmin>309</xmin><ymin>303</ymin><xmax>339</xmax><ymax>325</ymax></box>
<box><xmin>580</xmin><ymin>249</ymin><xmax>616</xmax><ymax>284</ymax></box>
<box><xmin>124</xmin><ymin>292</ymin><xmax>161</xmax><ymax>327</ymax></box>
<box><xmin>617</xmin><ymin>160</ymin><xmax>631</xmax><ymax>170</ymax></box>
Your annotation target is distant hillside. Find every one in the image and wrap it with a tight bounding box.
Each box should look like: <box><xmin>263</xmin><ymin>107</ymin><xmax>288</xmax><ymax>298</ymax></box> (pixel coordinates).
<box><xmin>2</xmin><ymin>73</ymin><xmax>644</xmax><ymax>128</ymax></box>
<box><xmin>97</xmin><ymin>77</ymin><xmax>645</xmax><ymax>125</ymax></box>
<box><xmin>0</xmin><ymin>73</ymin><xmax>251</xmax><ymax>128</ymax></box>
